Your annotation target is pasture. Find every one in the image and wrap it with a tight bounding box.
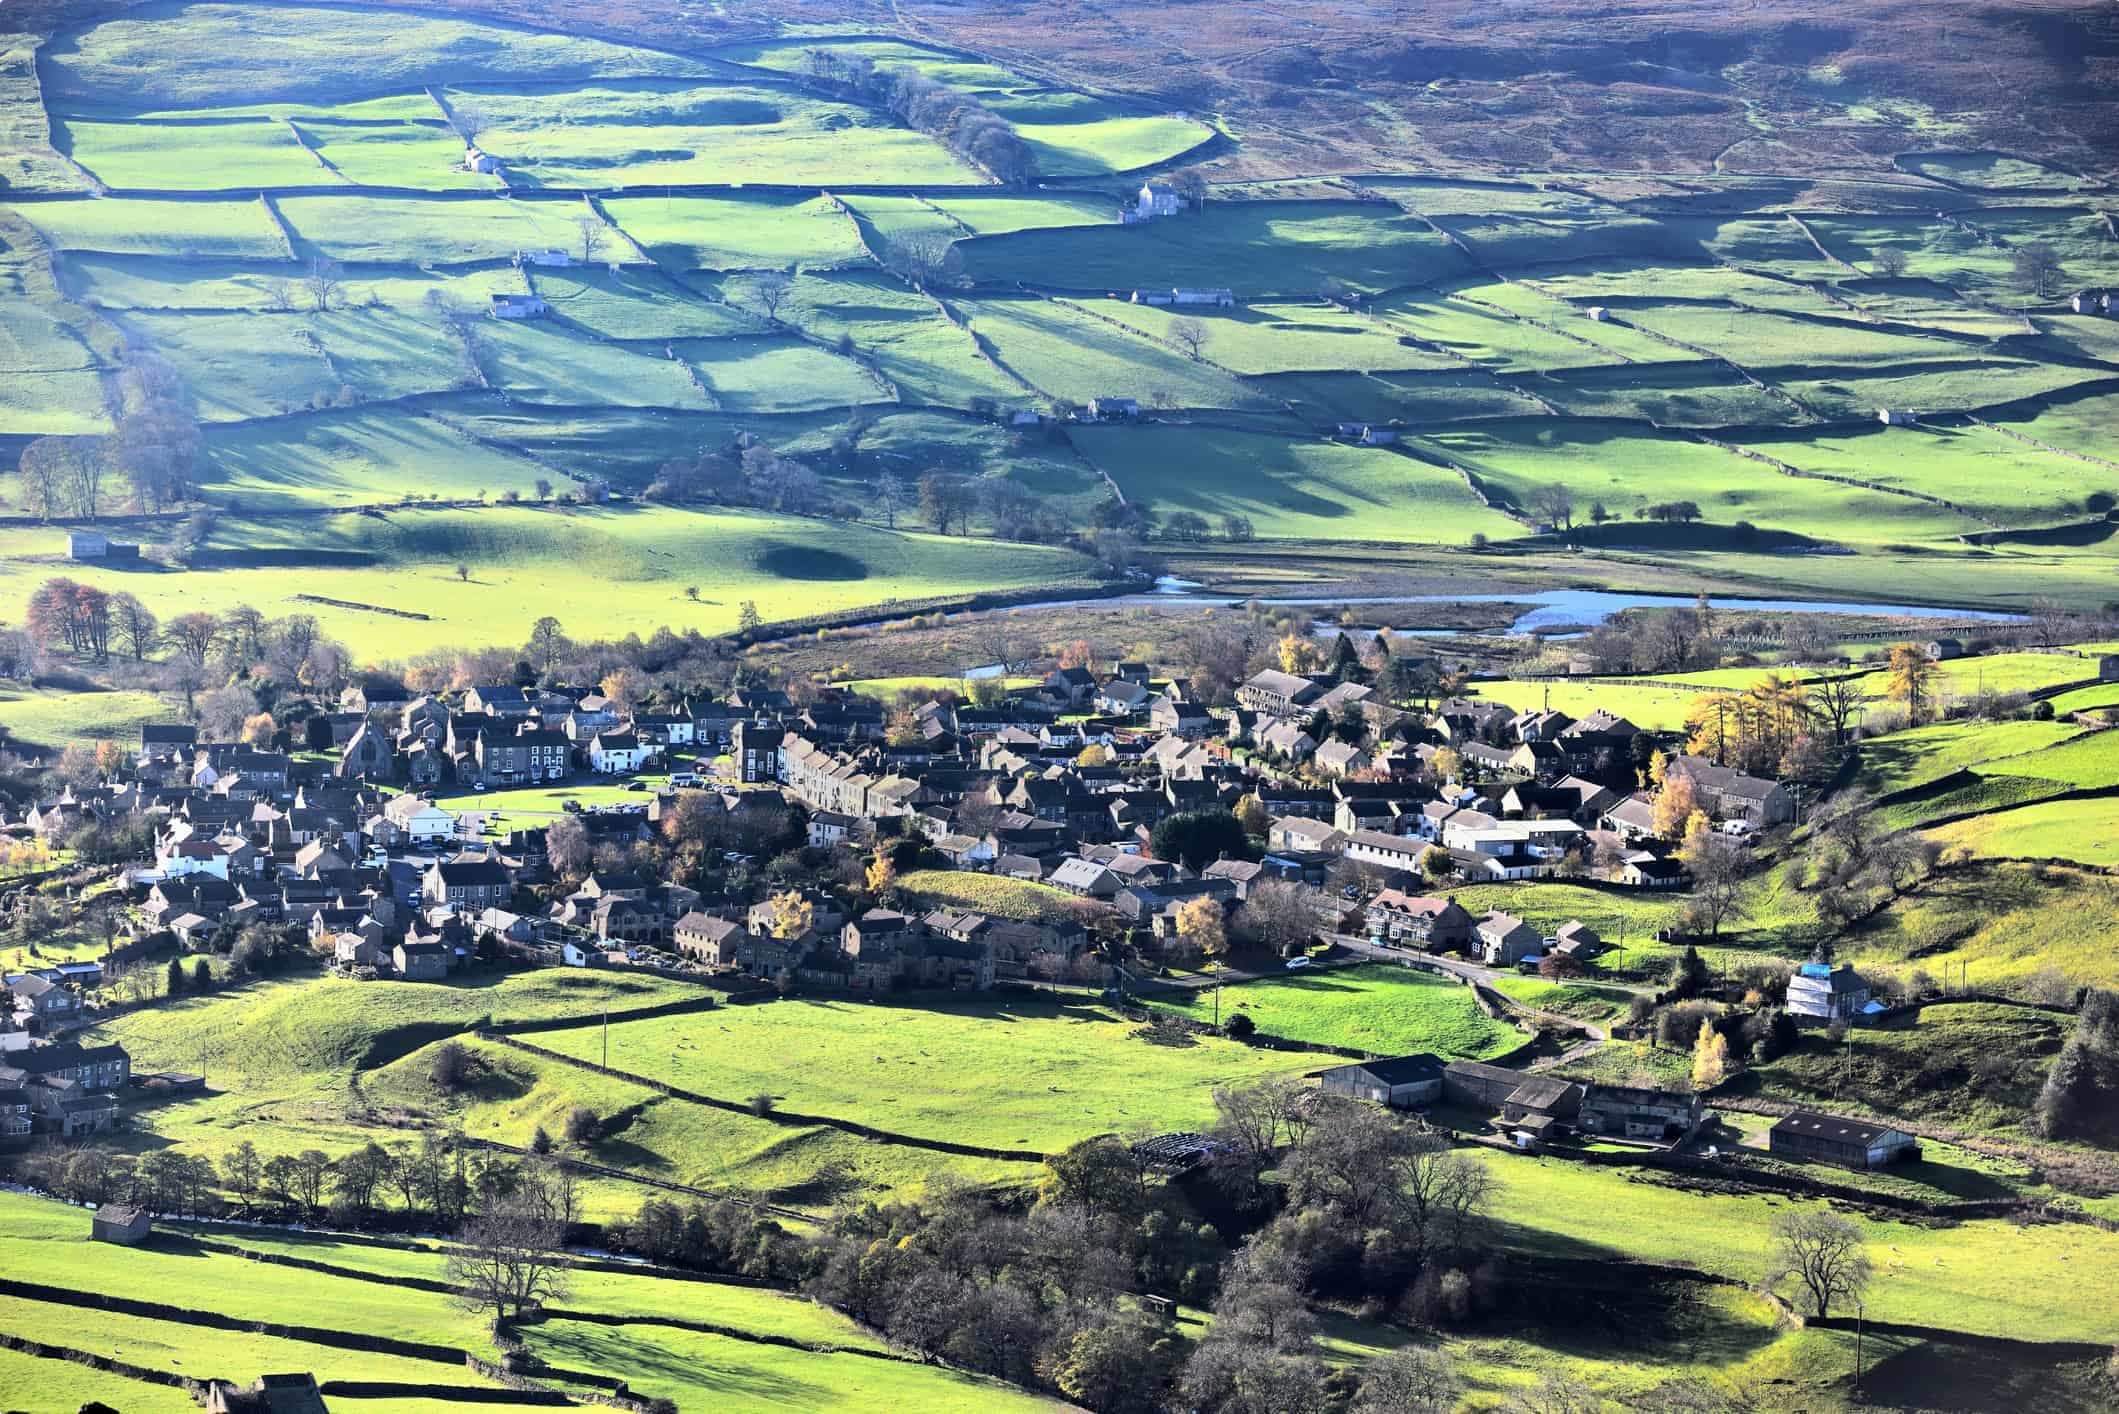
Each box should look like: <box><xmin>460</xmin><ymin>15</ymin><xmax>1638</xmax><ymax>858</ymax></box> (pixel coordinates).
<box><xmin>531</xmin><ymin>996</ymin><xmax>1327</xmax><ymax>1155</ymax></box>
<box><xmin>1068</xmin><ymin>423</ymin><xmax>1521</xmax><ymax>543</ymax></box>
<box><xmin>1142</xmin><ymin>964</ymin><xmax>1523</xmax><ymax>1057</ymax></box>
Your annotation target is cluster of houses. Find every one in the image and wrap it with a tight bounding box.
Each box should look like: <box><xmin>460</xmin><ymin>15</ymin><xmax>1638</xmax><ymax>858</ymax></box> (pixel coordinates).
<box><xmin>0</xmin><ymin>1031</ymin><xmax>133</xmax><ymax>1139</ymax></box>
<box><xmin>1320</xmin><ymin>1050</ymin><xmax>1916</xmax><ymax>1169</ymax></box>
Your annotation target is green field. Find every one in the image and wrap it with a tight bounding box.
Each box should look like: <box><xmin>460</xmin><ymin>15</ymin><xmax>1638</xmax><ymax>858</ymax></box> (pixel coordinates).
<box><xmin>58</xmin><ymin>116</ymin><xmax>331</xmax><ymax>190</ymax></box>
<box><xmin>43</xmin><ymin>2</ymin><xmax>698</xmax><ymax>112</ymax></box>
<box><xmin>1082</xmin><ymin>296</ymin><xmax>1461</xmax><ymax>375</ymax></box>
<box><xmin>274</xmin><ymin>194</ymin><xmax>596</xmax><ymax>265</ymax></box>
<box><xmin>200</xmin><ymin>407</ymin><xmax>550</xmax><ymax>510</ymax></box>
<box><xmin>1143</xmin><ymin>964</ymin><xmax>1523</xmax><ymax>1057</ymax></box>
<box><xmin>1854</xmin><ymin>717</ymin><xmax>2088</xmax><ymax>796</ymax></box>
<box><xmin>1069</xmin><ymin>423</ymin><xmax>1522</xmax><ymax>543</ymax></box>
<box><xmin>0</xmin><ymin>686</ymin><xmax>169</xmax><ymax>749</ymax></box>
<box><xmin>463</xmin><ymin>79</ymin><xmax>980</xmax><ymax>188</ymax></box>
<box><xmin>533</xmin><ymin>996</ymin><xmax>1327</xmax><ymax>1155</ymax></box>
<box><xmin>0</xmin><ymin>504</ymin><xmax>1097</xmax><ymax>656</ymax></box>
<box><xmin>1422</xmin><ymin>421</ymin><xmax>1981</xmax><ymax>544</ymax></box>
<box><xmin>1930</xmin><ymin>793</ymin><xmax>2119</xmax><ymax>866</ymax></box>
<box><xmin>956</xmin><ymin>295</ymin><xmax>1267</xmax><ymax>409</ymax></box>
<box><xmin>602</xmin><ymin>192</ymin><xmax>867</xmax><ymax>271</ymax></box>
<box><xmin>958</xmin><ymin>200</ymin><xmax>1472</xmax><ymax>296</ymax></box>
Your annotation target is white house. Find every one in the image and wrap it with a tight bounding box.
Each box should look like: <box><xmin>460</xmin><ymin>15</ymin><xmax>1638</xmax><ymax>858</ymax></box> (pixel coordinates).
<box><xmin>1171</xmin><ymin>287</ymin><xmax>1235</xmax><ymax>306</ymax></box>
<box><xmin>517</xmin><ymin>248</ymin><xmax>573</xmax><ymax>267</ymax></box>
<box><xmin>158</xmin><ymin>838</ymin><xmax>233</xmax><ymax>880</ymax></box>
<box><xmin>490</xmin><ymin>292</ymin><xmax>550</xmax><ymax>320</ymax></box>
<box><xmin>1343</xmin><ymin>829</ymin><xmax>1430</xmax><ymax>875</ymax></box>
<box><xmin>383</xmin><ymin>794</ymin><xmax>458</xmax><ymax>845</ymax></box>
<box><xmin>1136</xmin><ymin>181</ymin><xmax>1184</xmax><ymax>220</ymax></box>
<box><xmin>1787</xmin><ymin>961</ymin><xmax>1871</xmax><ymax>1023</ymax></box>
<box><xmin>462</xmin><ymin>145</ymin><xmax>501</xmax><ymax>174</ymax></box>
<box><xmin>588</xmin><ymin>731</ymin><xmax>652</xmax><ymax>774</ymax></box>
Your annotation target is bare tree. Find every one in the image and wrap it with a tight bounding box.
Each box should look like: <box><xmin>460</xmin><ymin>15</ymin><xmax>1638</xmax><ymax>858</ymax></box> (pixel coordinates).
<box><xmin>17</xmin><ymin>438</ymin><xmax>73</xmax><ymax>521</ymax></box>
<box><xmin>1233</xmin><ymin>880</ymin><xmax>1321</xmax><ymax>956</ymax></box>
<box><xmin>2011</xmin><ymin>240</ymin><xmax>2065</xmax><ymax>299</ymax></box>
<box><xmin>1354</xmin><ymin>1348</ymin><xmax>1459</xmax><ymax>1414</ymax></box>
<box><xmin>1530</xmin><ymin>482</ymin><xmax>1576</xmax><ymax>531</ymax></box>
<box><xmin>445</xmin><ymin>1192</ymin><xmax>572</xmax><ymax>1322</ymax></box>
<box><xmin>1767</xmin><ymin>1206</ymin><xmax>1872</xmax><ymax>1319</ymax></box>
<box><xmin>1168</xmin><ymin>315</ymin><xmax>1209</xmax><ymax>360</ymax></box>
<box><xmin>574</xmin><ymin>213</ymin><xmax>609</xmax><ymax>267</ymax></box>
<box><xmin>883</xmin><ymin>230</ymin><xmax>962</xmax><ymax>288</ymax></box>
<box><xmin>450</xmin><ymin>101</ymin><xmax>490</xmax><ymax>145</ymax></box>
<box><xmin>744</xmin><ymin>271</ymin><xmax>794</xmax><ymax>323</ymax></box>
<box><xmin>2026</xmin><ymin>596</ymin><xmax>2078</xmax><ymax>649</ymax></box>
<box><xmin>262</xmin><ymin>277</ymin><xmax>297</xmax><ymax>312</ymax></box>
<box><xmin>1808</xmin><ymin>676</ymin><xmax>1867</xmax><ymax>747</ymax></box>
<box><xmin>303</xmin><ymin>257</ymin><xmax>345</xmax><ymax>313</ymax></box>
<box><xmin>1870</xmin><ymin>246</ymin><xmax>1908</xmax><ymax>279</ymax></box>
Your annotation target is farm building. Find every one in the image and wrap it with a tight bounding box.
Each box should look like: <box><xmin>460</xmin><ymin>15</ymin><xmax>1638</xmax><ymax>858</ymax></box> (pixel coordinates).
<box><xmin>1319</xmin><ymin>1053</ymin><xmax>1446</xmax><ymax>1108</ymax></box>
<box><xmin>1129</xmin><ymin>289</ymin><xmax>1174</xmax><ymax>305</ymax></box>
<box><xmin>1171</xmin><ymin>287</ymin><xmax>1235</xmax><ymax>306</ymax></box>
<box><xmin>1925</xmin><ymin>637</ymin><xmax>1965</xmax><ymax>661</ymax></box>
<box><xmin>205</xmin><ymin>1373</ymin><xmax>330</xmax><ymax>1414</ymax></box>
<box><xmin>1877</xmin><ymin>408</ymin><xmax>1919</xmax><ymax>426</ymax></box>
<box><xmin>462</xmin><ymin>145</ymin><xmax>501</xmax><ymax>173</ymax></box>
<box><xmin>1578</xmin><ymin>1083</ymin><xmax>1703</xmax><ymax>1142</ymax></box>
<box><xmin>516</xmin><ymin>248</ymin><xmax>573</xmax><ymax>267</ymax></box>
<box><xmin>91</xmin><ymin>1203</ymin><xmax>151</xmax><ymax>1245</ymax></box>
<box><xmin>1086</xmin><ymin>397</ymin><xmax>1140</xmax><ymax>422</ymax></box>
<box><xmin>1585</xmin><ymin>305</ymin><xmax>1609</xmax><ymax>322</ymax></box>
<box><xmin>1787</xmin><ymin>961</ymin><xmax>1871</xmax><ymax>1023</ymax></box>
<box><xmin>490</xmin><ymin>292</ymin><xmax>550</xmax><ymax>320</ymax></box>
<box><xmin>67</xmin><ymin>532</ymin><xmax>139</xmax><ymax>561</ymax></box>
<box><xmin>1769</xmin><ymin>1111</ymin><xmax>1919</xmax><ymax>1168</ymax></box>
<box><xmin>2099</xmin><ymin>654</ymin><xmax>2119</xmax><ymax>682</ymax></box>
<box><xmin>1132</xmin><ymin>181</ymin><xmax>1185</xmax><ymax>221</ymax></box>
<box><xmin>2069</xmin><ymin>291</ymin><xmax>2106</xmax><ymax>315</ymax></box>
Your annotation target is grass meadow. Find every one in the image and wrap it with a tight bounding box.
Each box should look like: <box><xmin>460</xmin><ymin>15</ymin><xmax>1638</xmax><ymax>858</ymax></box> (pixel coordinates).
<box><xmin>1142</xmin><ymin>964</ymin><xmax>1523</xmax><ymax>1057</ymax></box>
<box><xmin>533</xmin><ymin>996</ymin><xmax>1327</xmax><ymax>1155</ymax></box>
<box><xmin>1069</xmin><ymin>424</ymin><xmax>1522</xmax><ymax>543</ymax></box>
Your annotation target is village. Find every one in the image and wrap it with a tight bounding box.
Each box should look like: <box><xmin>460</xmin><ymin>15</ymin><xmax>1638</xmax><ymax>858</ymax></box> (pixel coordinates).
<box><xmin>8</xmin><ymin>624</ymin><xmax>2032</xmax><ymax>1188</ymax></box>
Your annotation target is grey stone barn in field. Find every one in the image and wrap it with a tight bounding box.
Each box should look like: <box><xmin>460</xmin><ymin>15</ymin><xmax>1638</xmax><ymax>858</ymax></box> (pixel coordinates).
<box><xmin>1318</xmin><ymin>1053</ymin><xmax>1445</xmax><ymax>1108</ymax></box>
<box><xmin>91</xmin><ymin>1202</ymin><xmax>150</xmax><ymax>1245</ymax></box>
<box><xmin>1768</xmin><ymin>1111</ymin><xmax>1919</xmax><ymax>1169</ymax></box>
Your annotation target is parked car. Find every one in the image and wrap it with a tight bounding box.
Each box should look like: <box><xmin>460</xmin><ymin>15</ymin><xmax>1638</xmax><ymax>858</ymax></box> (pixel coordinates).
<box><xmin>1285</xmin><ymin>956</ymin><xmax>1313</xmax><ymax>971</ymax></box>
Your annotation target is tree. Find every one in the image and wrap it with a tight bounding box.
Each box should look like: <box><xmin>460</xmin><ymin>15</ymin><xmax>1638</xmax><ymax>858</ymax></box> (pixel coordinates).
<box><xmin>1176</xmin><ymin>895</ymin><xmax>1227</xmax><ymax>961</ymax></box>
<box><xmin>544</xmin><ymin>815</ymin><xmax>591</xmax><ymax>881</ymax></box>
<box><xmin>16</xmin><ymin>437</ymin><xmax>72</xmax><ymax>521</ymax></box>
<box><xmin>575</xmin><ymin>213</ymin><xmax>609</xmax><ymax>266</ymax></box>
<box><xmin>736</xmin><ymin>600</ymin><xmax>762</xmax><ymax>632</ymax></box>
<box><xmin>455</xmin><ymin>563</ymin><xmax>471</xmax><ymax>582</ymax></box>
<box><xmin>1042</xmin><ymin>1313</ymin><xmax>1179</xmax><ymax>1414</ymax></box>
<box><xmin>743</xmin><ymin>271</ymin><xmax>794</xmax><ymax>322</ymax></box>
<box><xmin>1808</xmin><ymin>675</ymin><xmax>1867</xmax><ymax>747</ymax></box>
<box><xmin>1235</xmin><ymin>880</ymin><xmax>1319</xmax><ymax>956</ymax></box>
<box><xmin>1871</xmin><ymin>246</ymin><xmax>1909</xmax><ymax>279</ymax></box>
<box><xmin>303</xmin><ymin>256</ymin><xmax>345</xmax><ymax>313</ymax></box>
<box><xmin>166</xmin><ymin>957</ymin><xmax>185</xmax><ymax>996</ymax></box>
<box><xmin>1885</xmin><ymin>641</ymin><xmax>1938</xmax><ymax>723</ymax></box>
<box><xmin>1168</xmin><ymin>315</ymin><xmax>1209</xmax><ymax>360</ymax></box>
<box><xmin>1681</xmin><ymin>828</ymin><xmax>1748</xmax><ymax>940</ymax></box>
<box><xmin>221</xmin><ymin>1139</ymin><xmax>262</xmax><ymax>1207</ymax></box>
<box><xmin>1432</xmin><ymin>745</ymin><xmax>1463</xmax><ymax>784</ymax></box>
<box><xmin>63</xmin><ymin>442</ymin><xmax>106</xmax><ymax>520</ymax></box>
<box><xmin>1767</xmin><ymin>1206</ymin><xmax>1873</xmax><ymax>1319</ymax></box>
<box><xmin>1651</xmin><ymin>774</ymin><xmax>1699</xmax><ymax>840</ymax></box>
<box><xmin>1530</xmin><ymin>482</ymin><xmax>1575</xmax><ymax>531</ymax></box>
<box><xmin>163</xmin><ymin>611</ymin><xmax>219</xmax><ymax>667</ymax></box>
<box><xmin>534</xmin><ymin>476</ymin><xmax>553</xmax><ymax>500</ymax></box>
<box><xmin>766</xmin><ymin>890</ymin><xmax>814</xmax><ymax>940</ymax></box>
<box><xmin>446</xmin><ymin>1191</ymin><xmax>572</xmax><ymax>1322</ymax></box>
<box><xmin>192</xmin><ymin>957</ymin><xmax>212</xmax><ymax>992</ymax></box>
<box><xmin>865</xmin><ymin>852</ymin><xmax>898</xmax><ymax>895</ymax></box>
<box><xmin>1276</xmin><ymin>632</ymin><xmax>1326</xmax><ymax>675</ymax></box>
<box><xmin>110</xmin><ymin>594</ymin><xmax>157</xmax><ymax>662</ymax></box>
<box><xmin>526</xmin><ymin>615</ymin><xmax>567</xmax><ymax>676</ymax></box>
<box><xmin>290</xmin><ymin>1149</ymin><xmax>331</xmax><ymax>1213</ymax></box>
<box><xmin>2011</xmin><ymin>240</ymin><xmax>2065</xmax><ymax>299</ymax></box>
<box><xmin>1667</xmin><ymin>944</ymin><xmax>1712</xmax><ymax>1000</ymax></box>
<box><xmin>1151</xmin><ymin>808</ymin><xmax>1252</xmax><ymax>872</ymax></box>
<box><xmin>1355</xmin><ymin>1348</ymin><xmax>1459</xmax><ymax>1414</ymax></box>
<box><xmin>1691</xmin><ymin>1016</ymin><xmax>1730</xmax><ymax>1087</ymax></box>
<box><xmin>883</xmin><ymin>230</ymin><xmax>962</xmax><ymax>288</ymax></box>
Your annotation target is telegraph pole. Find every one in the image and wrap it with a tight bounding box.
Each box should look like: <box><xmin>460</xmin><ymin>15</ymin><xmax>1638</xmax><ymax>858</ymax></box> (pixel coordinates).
<box><xmin>602</xmin><ymin>1007</ymin><xmax>609</xmax><ymax>1069</ymax></box>
<box><xmin>1854</xmin><ymin>1298</ymin><xmax>1865</xmax><ymax>1399</ymax></box>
